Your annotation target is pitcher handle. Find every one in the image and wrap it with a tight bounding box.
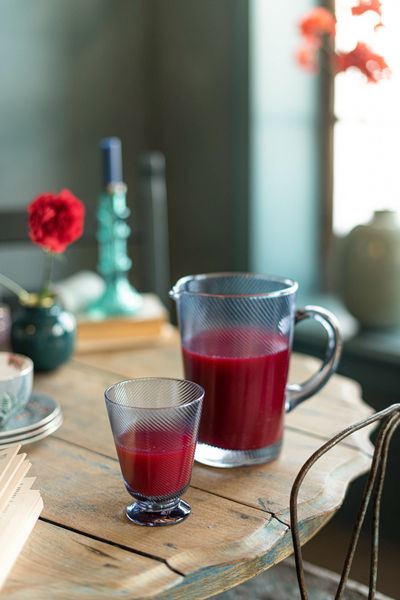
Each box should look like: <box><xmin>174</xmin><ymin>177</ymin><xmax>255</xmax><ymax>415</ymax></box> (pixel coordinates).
<box><xmin>286</xmin><ymin>305</ymin><xmax>342</xmax><ymax>413</ymax></box>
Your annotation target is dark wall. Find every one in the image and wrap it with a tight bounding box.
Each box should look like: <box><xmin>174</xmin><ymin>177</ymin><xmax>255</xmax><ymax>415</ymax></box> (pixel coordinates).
<box><xmin>0</xmin><ymin>0</ymin><xmax>150</xmax><ymax>290</ymax></box>
<box><xmin>0</xmin><ymin>0</ymin><xmax>249</xmax><ymax>294</ymax></box>
<box><xmin>148</xmin><ymin>0</ymin><xmax>249</xmax><ymax>283</ymax></box>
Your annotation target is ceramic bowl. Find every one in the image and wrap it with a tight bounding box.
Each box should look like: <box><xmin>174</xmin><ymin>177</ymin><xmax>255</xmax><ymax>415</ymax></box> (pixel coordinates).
<box><xmin>0</xmin><ymin>352</ymin><xmax>33</xmax><ymax>427</ymax></box>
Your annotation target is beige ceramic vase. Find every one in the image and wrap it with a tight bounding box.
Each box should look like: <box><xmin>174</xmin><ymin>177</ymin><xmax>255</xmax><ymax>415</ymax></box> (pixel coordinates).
<box><xmin>341</xmin><ymin>210</ymin><xmax>400</xmax><ymax>327</ymax></box>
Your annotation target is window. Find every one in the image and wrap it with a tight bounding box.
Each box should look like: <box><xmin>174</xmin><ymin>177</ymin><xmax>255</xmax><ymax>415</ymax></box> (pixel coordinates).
<box><xmin>333</xmin><ymin>0</ymin><xmax>400</xmax><ymax>235</ymax></box>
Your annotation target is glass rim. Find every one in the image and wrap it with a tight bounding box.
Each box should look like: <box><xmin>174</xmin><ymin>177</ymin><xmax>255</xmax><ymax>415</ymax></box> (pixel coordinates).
<box><xmin>170</xmin><ymin>272</ymin><xmax>298</xmax><ymax>299</ymax></box>
<box><xmin>104</xmin><ymin>377</ymin><xmax>205</xmax><ymax>411</ymax></box>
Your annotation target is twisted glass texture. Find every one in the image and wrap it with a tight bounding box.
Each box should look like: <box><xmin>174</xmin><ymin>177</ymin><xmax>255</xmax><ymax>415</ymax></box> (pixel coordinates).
<box><xmin>105</xmin><ymin>378</ymin><xmax>204</xmax><ymax>502</ymax></box>
<box><xmin>171</xmin><ymin>273</ymin><xmax>341</xmax><ymax>467</ymax></box>
<box><xmin>172</xmin><ymin>273</ymin><xmax>297</xmax><ymax>356</ymax></box>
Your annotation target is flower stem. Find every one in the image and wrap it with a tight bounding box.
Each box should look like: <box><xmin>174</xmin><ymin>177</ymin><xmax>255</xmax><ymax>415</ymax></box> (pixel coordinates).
<box><xmin>40</xmin><ymin>252</ymin><xmax>55</xmax><ymax>300</ymax></box>
<box><xmin>0</xmin><ymin>273</ymin><xmax>29</xmax><ymax>300</ymax></box>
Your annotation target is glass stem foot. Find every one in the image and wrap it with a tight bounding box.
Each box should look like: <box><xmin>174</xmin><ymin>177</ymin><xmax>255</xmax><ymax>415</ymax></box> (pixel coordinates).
<box><xmin>126</xmin><ymin>497</ymin><xmax>191</xmax><ymax>526</ymax></box>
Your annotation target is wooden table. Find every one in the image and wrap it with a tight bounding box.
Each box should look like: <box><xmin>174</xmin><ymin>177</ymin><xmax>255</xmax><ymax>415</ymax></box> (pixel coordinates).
<box><xmin>4</xmin><ymin>333</ymin><xmax>374</xmax><ymax>599</ymax></box>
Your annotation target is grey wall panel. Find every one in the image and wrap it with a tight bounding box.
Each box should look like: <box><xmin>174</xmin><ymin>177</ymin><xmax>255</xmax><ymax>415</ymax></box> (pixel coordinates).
<box><xmin>0</xmin><ymin>0</ymin><xmax>249</xmax><ymax>291</ymax></box>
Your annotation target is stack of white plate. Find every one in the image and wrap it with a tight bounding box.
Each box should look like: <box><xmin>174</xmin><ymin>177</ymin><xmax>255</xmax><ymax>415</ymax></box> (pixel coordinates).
<box><xmin>0</xmin><ymin>394</ymin><xmax>62</xmax><ymax>448</ymax></box>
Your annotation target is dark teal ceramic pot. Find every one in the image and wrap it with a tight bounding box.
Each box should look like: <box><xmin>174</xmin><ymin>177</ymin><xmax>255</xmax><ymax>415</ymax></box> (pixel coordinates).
<box><xmin>11</xmin><ymin>299</ymin><xmax>76</xmax><ymax>372</ymax></box>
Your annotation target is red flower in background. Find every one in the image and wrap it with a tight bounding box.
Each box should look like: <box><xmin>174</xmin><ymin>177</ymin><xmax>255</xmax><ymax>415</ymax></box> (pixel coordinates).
<box><xmin>28</xmin><ymin>189</ymin><xmax>85</xmax><ymax>253</ymax></box>
<box><xmin>299</xmin><ymin>7</ymin><xmax>336</xmax><ymax>41</ymax></box>
<box><xmin>296</xmin><ymin>44</ymin><xmax>319</xmax><ymax>72</ymax></box>
<box><xmin>296</xmin><ymin>3</ymin><xmax>390</xmax><ymax>84</ymax></box>
<box><xmin>352</xmin><ymin>0</ymin><xmax>382</xmax><ymax>17</ymax></box>
<box><xmin>335</xmin><ymin>42</ymin><xmax>390</xmax><ymax>83</ymax></box>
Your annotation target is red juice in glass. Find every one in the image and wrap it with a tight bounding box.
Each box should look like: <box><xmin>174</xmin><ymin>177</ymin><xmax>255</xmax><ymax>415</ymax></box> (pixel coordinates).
<box><xmin>182</xmin><ymin>328</ymin><xmax>290</xmax><ymax>450</ymax></box>
<box><xmin>116</xmin><ymin>427</ymin><xmax>196</xmax><ymax>498</ymax></box>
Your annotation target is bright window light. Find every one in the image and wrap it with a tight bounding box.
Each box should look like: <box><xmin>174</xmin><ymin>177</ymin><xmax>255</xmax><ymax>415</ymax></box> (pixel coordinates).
<box><xmin>333</xmin><ymin>0</ymin><xmax>400</xmax><ymax>235</ymax></box>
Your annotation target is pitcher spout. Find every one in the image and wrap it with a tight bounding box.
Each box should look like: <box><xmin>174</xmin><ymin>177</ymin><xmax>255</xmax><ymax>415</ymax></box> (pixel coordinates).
<box><xmin>169</xmin><ymin>284</ymin><xmax>181</xmax><ymax>301</ymax></box>
<box><xmin>169</xmin><ymin>274</ymin><xmax>196</xmax><ymax>301</ymax></box>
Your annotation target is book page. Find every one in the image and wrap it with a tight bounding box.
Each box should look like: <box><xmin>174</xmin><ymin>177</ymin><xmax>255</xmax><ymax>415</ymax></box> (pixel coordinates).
<box><xmin>0</xmin><ymin>446</ymin><xmax>21</xmax><ymax>482</ymax></box>
<box><xmin>0</xmin><ymin>447</ymin><xmax>43</xmax><ymax>590</ymax></box>
<box><xmin>0</xmin><ymin>493</ymin><xmax>43</xmax><ymax>589</ymax></box>
<box><xmin>0</xmin><ymin>460</ymin><xmax>31</xmax><ymax>512</ymax></box>
<box><xmin>0</xmin><ymin>454</ymin><xmax>27</xmax><ymax>501</ymax></box>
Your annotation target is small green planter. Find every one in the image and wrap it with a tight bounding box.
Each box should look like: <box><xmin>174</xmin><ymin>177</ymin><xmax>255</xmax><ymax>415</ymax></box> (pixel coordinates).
<box><xmin>11</xmin><ymin>298</ymin><xmax>76</xmax><ymax>372</ymax></box>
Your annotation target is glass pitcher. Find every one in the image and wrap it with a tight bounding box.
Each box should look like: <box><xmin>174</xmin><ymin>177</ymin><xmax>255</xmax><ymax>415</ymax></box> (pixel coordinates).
<box><xmin>170</xmin><ymin>272</ymin><xmax>342</xmax><ymax>468</ymax></box>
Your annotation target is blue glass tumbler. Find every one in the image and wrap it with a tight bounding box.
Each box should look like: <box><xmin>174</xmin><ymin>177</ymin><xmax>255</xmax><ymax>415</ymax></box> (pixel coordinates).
<box><xmin>105</xmin><ymin>377</ymin><xmax>204</xmax><ymax>526</ymax></box>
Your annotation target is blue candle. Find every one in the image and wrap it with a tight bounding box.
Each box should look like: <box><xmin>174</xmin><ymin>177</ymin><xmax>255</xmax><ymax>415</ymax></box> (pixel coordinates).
<box><xmin>100</xmin><ymin>137</ymin><xmax>123</xmax><ymax>186</ymax></box>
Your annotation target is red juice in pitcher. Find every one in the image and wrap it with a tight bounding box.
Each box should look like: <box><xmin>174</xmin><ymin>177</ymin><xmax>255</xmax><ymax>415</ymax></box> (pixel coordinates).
<box><xmin>182</xmin><ymin>328</ymin><xmax>290</xmax><ymax>450</ymax></box>
<box><xmin>116</xmin><ymin>428</ymin><xmax>196</xmax><ymax>498</ymax></box>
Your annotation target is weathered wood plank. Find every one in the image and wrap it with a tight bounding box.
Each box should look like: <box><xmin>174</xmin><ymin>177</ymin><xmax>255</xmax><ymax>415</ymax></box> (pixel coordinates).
<box><xmin>26</xmin><ymin>437</ymin><xmax>289</xmax><ymax>578</ymax></box>
<box><xmin>24</xmin><ymin>427</ymin><xmax>369</xmax><ymax>572</ymax></box>
<box><xmin>33</xmin><ymin>352</ymin><xmax>374</xmax><ymax>527</ymax></box>
<box><xmin>73</xmin><ymin>335</ymin><xmax>360</xmax><ymax>415</ymax></box>
<box><xmin>34</xmin><ymin>348</ymin><xmax>373</xmax><ymax>461</ymax></box>
<box><xmin>157</xmin><ymin>515</ymin><xmax>331</xmax><ymax>600</ymax></box>
<box><xmin>33</xmin><ymin>349</ymin><xmax>374</xmax><ymax>527</ymax></box>
<box><xmin>191</xmin><ymin>427</ymin><xmax>371</xmax><ymax>524</ymax></box>
<box><xmin>21</xmin><ymin>434</ymin><xmax>368</xmax><ymax>599</ymax></box>
<box><xmin>3</xmin><ymin>520</ymin><xmax>182</xmax><ymax>599</ymax></box>
<box><xmin>1</xmin><ymin>513</ymin><xmax>346</xmax><ymax>600</ymax></box>
<box><xmin>20</xmin><ymin>342</ymin><xmax>374</xmax><ymax>599</ymax></box>
<box><xmin>74</xmin><ymin>339</ymin><xmax>371</xmax><ymax>449</ymax></box>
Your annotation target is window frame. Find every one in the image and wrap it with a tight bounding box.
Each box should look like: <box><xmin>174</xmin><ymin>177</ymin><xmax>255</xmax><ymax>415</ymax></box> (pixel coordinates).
<box><xmin>319</xmin><ymin>0</ymin><xmax>336</xmax><ymax>291</ymax></box>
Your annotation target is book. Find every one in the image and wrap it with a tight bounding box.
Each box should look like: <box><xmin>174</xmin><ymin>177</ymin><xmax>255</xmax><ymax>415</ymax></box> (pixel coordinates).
<box><xmin>76</xmin><ymin>293</ymin><xmax>171</xmax><ymax>353</ymax></box>
<box><xmin>0</xmin><ymin>445</ymin><xmax>43</xmax><ymax>590</ymax></box>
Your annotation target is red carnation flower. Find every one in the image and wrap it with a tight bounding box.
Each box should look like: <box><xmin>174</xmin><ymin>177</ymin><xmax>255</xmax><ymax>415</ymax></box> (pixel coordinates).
<box><xmin>299</xmin><ymin>7</ymin><xmax>336</xmax><ymax>41</ymax></box>
<box><xmin>335</xmin><ymin>42</ymin><xmax>390</xmax><ymax>83</ymax></box>
<box><xmin>28</xmin><ymin>189</ymin><xmax>85</xmax><ymax>253</ymax></box>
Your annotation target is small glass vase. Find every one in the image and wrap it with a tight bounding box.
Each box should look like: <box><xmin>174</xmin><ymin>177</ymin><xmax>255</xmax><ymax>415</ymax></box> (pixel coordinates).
<box><xmin>11</xmin><ymin>296</ymin><xmax>76</xmax><ymax>372</ymax></box>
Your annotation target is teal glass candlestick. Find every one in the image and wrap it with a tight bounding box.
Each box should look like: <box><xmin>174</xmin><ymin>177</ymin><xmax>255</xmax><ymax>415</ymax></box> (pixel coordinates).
<box><xmin>86</xmin><ymin>139</ymin><xmax>142</xmax><ymax>318</ymax></box>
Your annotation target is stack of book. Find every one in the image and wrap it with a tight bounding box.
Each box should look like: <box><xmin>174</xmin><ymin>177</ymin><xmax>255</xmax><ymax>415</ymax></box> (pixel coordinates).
<box><xmin>0</xmin><ymin>445</ymin><xmax>43</xmax><ymax>589</ymax></box>
<box><xmin>76</xmin><ymin>293</ymin><xmax>172</xmax><ymax>353</ymax></box>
